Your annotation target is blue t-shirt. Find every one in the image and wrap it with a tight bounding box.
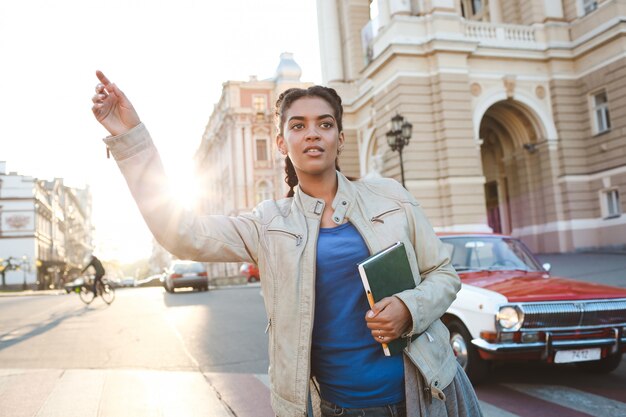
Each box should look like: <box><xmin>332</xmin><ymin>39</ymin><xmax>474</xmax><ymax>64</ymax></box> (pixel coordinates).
<box><xmin>311</xmin><ymin>222</ymin><xmax>404</xmax><ymax>408</ymax></box>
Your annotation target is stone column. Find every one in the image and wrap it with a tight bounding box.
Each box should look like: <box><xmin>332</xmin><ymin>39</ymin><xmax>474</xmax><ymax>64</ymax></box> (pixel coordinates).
<box><xmin>422</xmin><ymin>0</ymin><xmax>455</xmax><ymax>14</ymax></box>
<box><xmin>316</xmin><ymin>0</ymin><xmax>345</xmax><ymax>83</ymax></box>
<box><xmin>376</xmin><ymin>0</ymin><xmax>391</xmax><ymax>28</ymax></box>
<box><xmin>489</xmin><ymin>0</ymin><xmax>502</xmax><ymax>23</ymax></box>
<box><xmin>543</xmin><ymin>0</ymin><xmax>564</xmax><ymax>21</ymax></box>
<box><xmin>389</xmin><ymin>0</ymin><xmax>412</xmax><ymax>16</ymax></box>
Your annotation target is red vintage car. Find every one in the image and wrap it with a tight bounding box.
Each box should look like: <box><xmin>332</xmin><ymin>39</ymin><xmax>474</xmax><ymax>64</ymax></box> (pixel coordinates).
<box><xmin>438</xmin><ymin>233</ymin><xmax>626</xmax><ymax>383</ymax></box>
<box><xmin>239</xmin><ymin>263</ymin><xmax>260</xmax><ymax>283</ymax></box>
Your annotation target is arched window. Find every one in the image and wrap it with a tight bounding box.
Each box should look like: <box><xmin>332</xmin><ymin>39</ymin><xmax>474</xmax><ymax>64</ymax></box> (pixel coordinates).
<box><xmin>256</xmin><ymin>137</ymin><xmax>269</xmax><ymax>161</ymax></box>
<box><xmin>256</xmin><ymin>180</ymin><xmax>273</xmax><ymax>204</ymax></box>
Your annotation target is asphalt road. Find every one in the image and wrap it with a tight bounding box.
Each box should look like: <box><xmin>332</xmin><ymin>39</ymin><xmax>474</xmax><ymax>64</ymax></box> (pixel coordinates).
<box><xmin>0</xmin><ymin>284</ymin><xmax>625</xmax><ymax>417</ymax></box>
<box><xmin>0</xmin><ymin>286</ymin><xmax>269</xmax><ymax>373</ymax></box>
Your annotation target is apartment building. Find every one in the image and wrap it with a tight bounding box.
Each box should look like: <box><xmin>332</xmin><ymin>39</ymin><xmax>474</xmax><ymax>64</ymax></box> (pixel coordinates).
<box><xmin>193</xmin><ymin>53</ymin><xmax>312</xmax><ymax>278</ymax></box>
<box><xmin>316</xmin><ymin>0</ymin><xmax>626</xmax><ymax>252</ymax></box>
<box><xmin>0</xmin><ymin>162</ymin><xmax>93</xmax><ymax>289</ymax></box>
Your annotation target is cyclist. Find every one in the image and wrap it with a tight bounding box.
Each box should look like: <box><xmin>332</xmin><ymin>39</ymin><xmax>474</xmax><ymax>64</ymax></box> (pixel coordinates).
<box><xmin>81</xmin><ymin>255</ymin><xmax>106</xmax><ymax>297</ymax></box>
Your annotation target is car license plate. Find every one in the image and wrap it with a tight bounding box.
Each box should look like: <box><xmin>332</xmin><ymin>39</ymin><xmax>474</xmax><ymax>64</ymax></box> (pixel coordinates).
<box><xmin>554</xmin><ymin>348</ymin><xmax>601</xmax><ymax>363</ymax></box>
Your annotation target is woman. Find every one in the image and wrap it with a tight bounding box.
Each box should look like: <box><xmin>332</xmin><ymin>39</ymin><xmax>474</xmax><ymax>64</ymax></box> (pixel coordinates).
<box><xmin>91</xmin><ymin>70</ymin><xmax>483</xmax><ymax>417</ymax></box>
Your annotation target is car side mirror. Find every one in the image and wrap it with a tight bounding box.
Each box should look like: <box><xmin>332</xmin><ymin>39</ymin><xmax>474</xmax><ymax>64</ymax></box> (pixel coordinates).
<box><xmin>542</xmin><ymin>262</ymin><xmax>552</xmax><ymax>272</ymax></box>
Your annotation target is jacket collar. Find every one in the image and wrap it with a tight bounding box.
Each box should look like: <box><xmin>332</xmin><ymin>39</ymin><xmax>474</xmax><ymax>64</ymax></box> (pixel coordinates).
<box><xmin>293</xmin><ymin>171</ymin><xmax>355</xmax><ymax>224</ymax></box>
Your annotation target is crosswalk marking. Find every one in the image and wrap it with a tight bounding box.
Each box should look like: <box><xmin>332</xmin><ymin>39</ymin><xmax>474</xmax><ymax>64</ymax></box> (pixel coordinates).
<box><xmin>479</xmin><ymin>400</ymin><xmax>521</xmax><ymax>417</ymax></box>
<box><xmin>254</xmin><ymin>373</ymin><xmax>270</xmax><ymax>388</ymax></box>
<box><xmin>504</xmin><ymin>383</ymin><xmax>626</xmax><ymax>417</ymax></box>
<box><xmin>220</xmin><ymin>375</ymin><xmax>626</xmax><ymax>417</ymax></box>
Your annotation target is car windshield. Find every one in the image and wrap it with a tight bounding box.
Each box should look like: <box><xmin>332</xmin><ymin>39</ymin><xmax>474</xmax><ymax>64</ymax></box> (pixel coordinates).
<box><xmin>440</xmin><ymin>236</ymin><xmax>543</xmax><ymax>272</ymax></box>
<box><xmin>173</xmin><ymin>263</ymin><xmax>205</xmax><ymax>274</ymax></box>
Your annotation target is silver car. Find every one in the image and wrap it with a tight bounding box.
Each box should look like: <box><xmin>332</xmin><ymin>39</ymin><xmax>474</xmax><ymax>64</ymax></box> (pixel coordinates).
<box><xmin>163</xmin><ymin>261</ymin><xmax>209</xmax><ymax>293</ymax></box>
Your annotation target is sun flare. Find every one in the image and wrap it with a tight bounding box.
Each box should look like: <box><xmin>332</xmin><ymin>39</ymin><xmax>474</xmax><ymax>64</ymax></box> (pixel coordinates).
<box><xmin>167</xmin><ymin>168</ymin><xmax>201</xmax><ymax>210</ymax></box>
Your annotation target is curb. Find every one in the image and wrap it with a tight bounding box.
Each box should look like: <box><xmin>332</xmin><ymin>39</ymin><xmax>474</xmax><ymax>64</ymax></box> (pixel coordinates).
<box><xmin>0</xmin><ymin>289</ymin><xmax>67</xmax><ymax>297</ymax></box>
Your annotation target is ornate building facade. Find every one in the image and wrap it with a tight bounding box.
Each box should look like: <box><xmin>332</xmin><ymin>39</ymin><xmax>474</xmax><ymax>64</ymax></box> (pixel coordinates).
<box><xmin>316</xmin><ymin>0</ymin><xmax>626</xmax><ymax>252</ymax></box>
<box><xmin>193</xmin><ymin>53</ymin><xmax>312</xmax><ymax>278</ymax></box>
<box><xmin>0</xmin><ymin>161</ymin><xmax>93</xmax><ymax>289</ymax></box>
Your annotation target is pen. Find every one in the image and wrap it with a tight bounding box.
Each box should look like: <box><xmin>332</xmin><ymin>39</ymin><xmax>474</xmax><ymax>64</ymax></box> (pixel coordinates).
<box><xmin>367</xmin><ymin>290</ymin><xmax>389</xmax><ymax>354</ymax></box>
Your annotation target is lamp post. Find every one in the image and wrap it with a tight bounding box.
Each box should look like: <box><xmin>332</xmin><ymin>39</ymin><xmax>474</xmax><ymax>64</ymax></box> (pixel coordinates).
<box><xmin>21</xmin><ymin>255</ymin><xmax>29</xmax><ymax>290</ymax></box>
<box><xmin>385</xmin><ymin>113</ymin><xmax>413</xmax><ymax>188</ymax></box>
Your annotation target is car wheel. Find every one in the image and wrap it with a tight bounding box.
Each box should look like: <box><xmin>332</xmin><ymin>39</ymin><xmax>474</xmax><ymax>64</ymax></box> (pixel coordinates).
<box><xmin>576</xmin><ymin>352</ymin><xmax>622</xmax><ymax>373</ymax></box>
<box><xmin>447</xmin><ymin>319</ymin><xmax>490</xmax><ymax>384</ymax></box>
<box><xmin>164</xmin><ymin>280</ymin><xmax>174</xmax><ymax>293</ymax></box>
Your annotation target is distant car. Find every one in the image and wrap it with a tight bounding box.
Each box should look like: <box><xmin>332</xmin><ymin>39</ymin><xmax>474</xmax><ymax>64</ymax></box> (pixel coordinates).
<box><xmin>106</xmin><ymin>277</ymin><xmax>123</xmax><ymax>288</ymax></box>
<box><xmin>135</xmin><ymin>274</ymin><xmax>164</xmax><ymax>287</ymax></box>
<box><xmin>439</xmin><ymin>233</ymin><xmax>626</xmax><ymax>383</ymax></box>
<box><xmin>163</xmin><ymin>261</ymin><xmax>209</xmax><ymax>293</ymax></box>
<box><xmin>64</xmin><ymin>277</ymin><xmax>87</xmax><ymax>293</ymax></box>
<box><xmin>120</xmin><ymin>277</ymin><xmax>136</xmax><ymax>287</ymax></box>
<box><xmin>239</xmin><ymin>263</ymin><xmax>260</xmax><ymax>283</ymax></box>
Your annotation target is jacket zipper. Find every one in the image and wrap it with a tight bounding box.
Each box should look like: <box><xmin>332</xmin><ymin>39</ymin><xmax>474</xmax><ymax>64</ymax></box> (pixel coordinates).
<box><xmin>267</xmin><ymin>228</ymin><xmax>303</xmax><ymax>246</ymax></box>
<box><xmin>304</xmin><ymin>219</ymin><xmax>320</xmax><ymax>414</ymax></box>
<box><xmin>265</xmin><ymin>318</ymin><xmax>271</xmax><ymax>334</ymax></box>
<box><xmin>370</xmin><ymin>207</ymin><xmax>401</xmax><ymax>224</ymax></box>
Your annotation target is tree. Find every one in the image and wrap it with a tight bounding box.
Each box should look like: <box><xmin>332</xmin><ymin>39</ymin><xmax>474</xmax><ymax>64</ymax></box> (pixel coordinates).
<box><xmin>0</xmin><ymin>257</ymin><xmax>18</xmax><ymax>289</ymax></box>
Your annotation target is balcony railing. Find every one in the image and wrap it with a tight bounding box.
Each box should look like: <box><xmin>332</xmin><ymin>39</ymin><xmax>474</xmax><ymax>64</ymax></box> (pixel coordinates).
<box><xmin>464</xmin><ymin>21</ymin><xmax>536</xmax><ymax>43</ymax></box>
<box><xmin>361</xmin><ymin>18</ymin><xmax>541</xmax><ymax>67</ymax></box>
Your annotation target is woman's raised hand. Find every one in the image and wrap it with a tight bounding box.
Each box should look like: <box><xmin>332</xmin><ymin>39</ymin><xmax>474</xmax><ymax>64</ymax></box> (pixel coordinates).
<box><xmin>91</xmin><ymin>70</ymin><xmax>141</xmax><ymax>136</ymax></box>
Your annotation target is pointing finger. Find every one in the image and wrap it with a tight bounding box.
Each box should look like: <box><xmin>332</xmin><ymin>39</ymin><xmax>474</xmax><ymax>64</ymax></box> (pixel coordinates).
<box><xmin>96</xmin><ymin>70</ymin><xmax>112</xmax><ymax>87</ymax></box>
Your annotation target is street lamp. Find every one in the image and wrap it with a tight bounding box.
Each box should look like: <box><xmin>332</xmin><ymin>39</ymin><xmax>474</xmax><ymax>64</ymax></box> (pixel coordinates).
<box><xmin>385</xmin><ymin>113</ymin><xmax>413</xmax><ymax>188</ymax></box>
<box><xmin>22</xmin><ymin>255</ymin><xmax>28</xmax><ymax>290</ymax></box>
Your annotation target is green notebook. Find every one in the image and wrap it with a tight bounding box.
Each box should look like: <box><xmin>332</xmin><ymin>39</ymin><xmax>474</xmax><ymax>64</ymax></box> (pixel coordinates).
<box><xmin>357</xmin><ymin>241</ymin><xmax>416</xmax><ymax>356</ymax></box>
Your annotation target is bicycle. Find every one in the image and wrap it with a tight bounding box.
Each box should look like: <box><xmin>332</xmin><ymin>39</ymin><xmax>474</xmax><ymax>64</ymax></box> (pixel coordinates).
<box><xmin>69</xmin><ymin>276</ymin><xmax>116</xmax><ymax>305</ymax></box>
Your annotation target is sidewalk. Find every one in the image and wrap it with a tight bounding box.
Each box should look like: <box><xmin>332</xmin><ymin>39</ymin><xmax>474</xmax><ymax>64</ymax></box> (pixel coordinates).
<box><xmin>536</xmin><ymin>252</ymin><xmax>626</xmax><ymax>288</ymax></box>
<box><xmin>0</xmin><ymin>289</ymin><xmax>66</xmax><ymax>297</ymax></box>
<box><xmin>0</xmin><ymin>368</ymin><xmax>233</xmax><ymax>417</ymax></box>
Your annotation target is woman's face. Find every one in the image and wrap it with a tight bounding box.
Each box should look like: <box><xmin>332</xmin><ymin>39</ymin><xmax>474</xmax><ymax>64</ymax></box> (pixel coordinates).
<box><xmin>276</xmin><ymin>96</ymin><xmax>344</xmax><ymax>181</ymax></box>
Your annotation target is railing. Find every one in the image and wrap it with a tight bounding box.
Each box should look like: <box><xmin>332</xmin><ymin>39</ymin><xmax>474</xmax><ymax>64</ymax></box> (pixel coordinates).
<box><xmin>360</xmin><ymin>18</ymin><xmax>540</xmax><ymax>67</ymax></box>
<box><xmin>464</xmin><ymin>21</ymin><xmax>536</xmax><ymax>43</ymax></box>
<box><xmin>361</xmin><ymin>19</ymin><xmax>377</xmax><ymax>66</ymax></box>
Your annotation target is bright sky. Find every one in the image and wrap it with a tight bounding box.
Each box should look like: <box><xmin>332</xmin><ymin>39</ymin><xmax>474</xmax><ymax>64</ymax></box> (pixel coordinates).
<box><xmin>0</xmin><ymin>0</ymin><xmax>321</xmax><ymax>263</ymax></box>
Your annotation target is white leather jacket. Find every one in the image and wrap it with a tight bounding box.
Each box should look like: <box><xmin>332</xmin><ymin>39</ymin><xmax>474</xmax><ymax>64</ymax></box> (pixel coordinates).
<box><xmin>104</xmin><ymin>123</ymin><xmax>461</xmax><ymax>417</ymax></box>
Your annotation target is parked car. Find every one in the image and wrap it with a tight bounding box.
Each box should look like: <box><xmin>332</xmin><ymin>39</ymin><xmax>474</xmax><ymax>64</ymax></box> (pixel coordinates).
<box><xmin>120</xmin><ymin>276</ymin><xmax>136</xmax><ymax>287</ymax></box>
<box><xmin>135</xmin><ymin>274</ymin><xmax>164</xmax><ymax>287</ymax></box>
<box><xmin>439</xmin><ymin>233</ymin><xmax>626</xmax><ymax>383</ymax></box>
<box><xmin>239</xmin><ymin>263</ymin><xmax>260</xmax><ymax>283</ymax></box>
<box><xmin>106</xmin><ymin>277</ymin><xmax>123</xmax><ymax>288</ymax></box>
<box><xmin>163</xmin><ymin>261</ymin><xmax>209</xmax><ymax>293</ymax></box>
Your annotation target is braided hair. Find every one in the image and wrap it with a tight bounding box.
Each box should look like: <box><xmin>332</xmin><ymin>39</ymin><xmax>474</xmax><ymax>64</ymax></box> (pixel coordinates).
<box><xmin>275</xmin><ymin>86</ymin><xmax>345</xmax><ymax>197</ymax></box>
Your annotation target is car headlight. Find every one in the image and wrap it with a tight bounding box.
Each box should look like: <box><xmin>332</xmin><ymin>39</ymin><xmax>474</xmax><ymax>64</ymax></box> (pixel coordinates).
<box><xmin>496</xmin><ymin>306</ymin><xmax>524</xmax><ymax>331</ymax></box>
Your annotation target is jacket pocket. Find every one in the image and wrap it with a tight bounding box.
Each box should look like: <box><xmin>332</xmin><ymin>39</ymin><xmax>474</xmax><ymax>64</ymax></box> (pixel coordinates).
<box><xmin>265</xmin><ymin>228</ymin><xmax>304</xmax><ymax>287</ymax></box>
<box><xmin>404</xmin><ymin>319</ymin><xmax>453</xmax><ymax>388</ymax></box>
<box><xmin>266</xmin><ymin>228</ymin><xmax>303</xmax><ymax>246</ymax></box>
<box><xmin>370</xmin><ymin>207</ymin><xmax>401</xmax><ymax>224</ymax></box>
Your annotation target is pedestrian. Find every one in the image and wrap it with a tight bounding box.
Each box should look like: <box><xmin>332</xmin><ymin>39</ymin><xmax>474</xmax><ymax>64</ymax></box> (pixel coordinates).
<box><xmin>91</xmin><ymin>70</ymin><xmax>483</xmax><ymax>417</ymax></box>
<box><xmin>81</xmin><ymin>254</ymin><xmax>105</xmax><ymax>297</ymax></box>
